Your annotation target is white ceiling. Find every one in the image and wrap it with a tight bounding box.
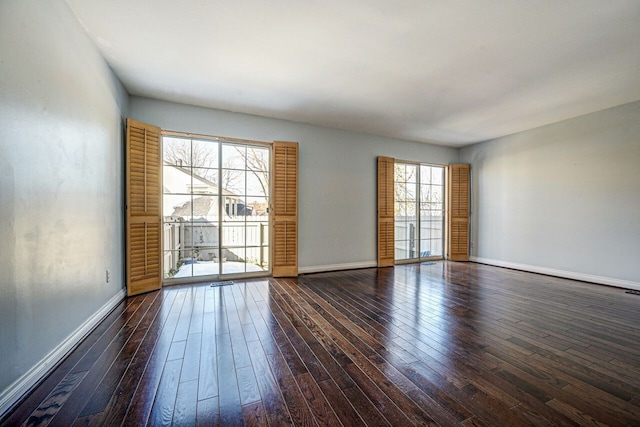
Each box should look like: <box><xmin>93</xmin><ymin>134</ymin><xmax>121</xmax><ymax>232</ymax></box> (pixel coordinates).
<box><xmin>66</xmin><ymin>0</ymin><xmax>640</xmax><ymax>147</ymax></box>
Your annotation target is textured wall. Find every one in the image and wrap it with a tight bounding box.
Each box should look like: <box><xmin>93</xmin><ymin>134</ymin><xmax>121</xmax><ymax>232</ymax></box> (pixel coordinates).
<box><xmin>0</xmin><ymin>0</ymin><xmax>128</xmax><ymax>394</ymax></box>
<box><xmin>460</xmin><ymin>101</ymin><xmax>640</xmax><ymax>284</ymax></box>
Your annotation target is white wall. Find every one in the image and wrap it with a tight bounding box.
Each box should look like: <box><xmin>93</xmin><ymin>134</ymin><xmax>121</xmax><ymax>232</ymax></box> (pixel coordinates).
<box><xmin>0</xmin><ymin>0</ymin><xmax>128</xmax><ymax>408</ymax></box>
<box><xmin>130</xmin><ymin>97</ymin><xmax>459</xmax><ymax>271</ymax></box>
<box><xmin>460</xmin><ymin>101</ymin><xmax>640</xmax><ymax>287</ymax></box>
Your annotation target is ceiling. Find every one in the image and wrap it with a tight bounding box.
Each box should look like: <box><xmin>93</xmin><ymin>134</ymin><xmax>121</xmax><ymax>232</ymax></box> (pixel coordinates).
<box><xmin>65</xmin><ymin>0</ymin><xmax>640</xmax><ymax>147</ymax></box>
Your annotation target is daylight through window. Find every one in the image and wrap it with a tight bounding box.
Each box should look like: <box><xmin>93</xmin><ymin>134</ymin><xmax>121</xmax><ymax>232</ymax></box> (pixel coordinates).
<box><xmin>394</xmin><ymin>163</ymin><xmax>445</xmax><ymax>261</ymax></box>
<box><xmin>162</xmin><ymin>135</ymin><xmax>271</xmax><ymax>280</ymax></box>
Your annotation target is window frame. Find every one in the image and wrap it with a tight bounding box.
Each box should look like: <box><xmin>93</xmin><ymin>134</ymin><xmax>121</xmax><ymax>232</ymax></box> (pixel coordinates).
<box><xmin>161</xmin><ymin>130</ymin><xmax>274</xmax><ymax>285</ymax></box>
<box><xmin>393</xmin><ymin>160</ymin><xmax>447</xmax><ymax>264</ymax></box>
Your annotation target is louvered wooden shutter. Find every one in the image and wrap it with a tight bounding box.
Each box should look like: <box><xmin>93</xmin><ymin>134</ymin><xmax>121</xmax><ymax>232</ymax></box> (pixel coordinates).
<box><xmin>272</xmin><ymin>141</ymin><xmax>298</xmax><ymax>277</ymax></box>
<box><xmin>377</xmin><ymin>156</ymin><xmax>395</xmax><ymax>267</ymax></box>
<box><xmin>448</xmin><ymin>164</ymin><xmax>470</xmax><ymax>261</ymax></box>
<box><xmin>126</xmin><ymin>118</ymin><xmax>162</xmax><ymax>295</ymax></box>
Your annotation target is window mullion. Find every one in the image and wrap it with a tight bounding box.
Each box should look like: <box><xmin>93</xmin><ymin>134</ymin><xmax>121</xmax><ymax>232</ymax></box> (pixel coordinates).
<box><xmin>218</xmin><ymin>140</ymin><xmax>223</xmax><ymax>275</ymax></box>
<box><xmin>416</xmin><ymin>166</ymin><xmax>421</xmax><ymax>259</ymax></box>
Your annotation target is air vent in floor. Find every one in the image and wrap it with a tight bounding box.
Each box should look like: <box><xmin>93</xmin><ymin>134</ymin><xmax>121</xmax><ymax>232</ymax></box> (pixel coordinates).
<box><xmin>210</xmin><ymin>281</ymin><xmax>234</xmax><ymax>287</ymax></box>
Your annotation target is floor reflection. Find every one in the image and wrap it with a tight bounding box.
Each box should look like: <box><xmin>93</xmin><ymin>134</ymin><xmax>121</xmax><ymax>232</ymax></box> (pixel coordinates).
<box><xmin>13</xmin><ymin>263</ymin><xmax>640</xmax><ymax>425</ymax></box>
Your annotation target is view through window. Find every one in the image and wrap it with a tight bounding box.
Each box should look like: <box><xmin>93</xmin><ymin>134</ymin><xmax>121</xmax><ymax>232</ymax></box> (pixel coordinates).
<box><xmin>395</xmin><ymin>163</ymin><xmax>445</xmax><ymax>261</ymax></box>
<box><xmin>162</xmin><ymin>136</ymin><xmax>270</xmax><ymax>279</ymax></box>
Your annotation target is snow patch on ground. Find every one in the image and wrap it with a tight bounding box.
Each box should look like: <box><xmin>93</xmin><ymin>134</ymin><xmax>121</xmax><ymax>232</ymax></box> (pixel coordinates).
<box><xmin>173</xmin><ymin>261</ymin><xmax>266</xmax><ymax>278</ymax></box>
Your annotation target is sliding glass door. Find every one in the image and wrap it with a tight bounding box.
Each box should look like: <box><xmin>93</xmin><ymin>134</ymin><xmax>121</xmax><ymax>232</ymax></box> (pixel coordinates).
<box><xmin>162</xmin><ymin>135</ymin><xmax>270</xmax><ymax>281</ymax></box>
<box><xmin>395</xmin><ymin>162</ymin><xmax>445</xmax><ymax>262</ymax></box>
<box><xmin>220</xmin><ymin>143</ymin><xmax>270</xmax><ymax>275</ymax></box>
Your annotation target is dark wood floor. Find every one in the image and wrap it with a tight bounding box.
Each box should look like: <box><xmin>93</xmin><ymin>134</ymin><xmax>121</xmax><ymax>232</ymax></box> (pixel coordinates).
<box><xmin>3</xmin><ymin>262</ymin><xmax>640</xmax><ymax>426</ymax></box>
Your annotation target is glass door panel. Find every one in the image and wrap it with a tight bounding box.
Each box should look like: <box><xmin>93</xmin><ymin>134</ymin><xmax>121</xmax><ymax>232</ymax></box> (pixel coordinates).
<box><xmin>220</xmin><ymin>143</ymin><xmax>270</xmax><ymax>276</ymax></box>
<box><xmin>395</xmin><ymin>162</ymin><xmax>418</xmax><ymax>261</ymax></box>
<box><xmin>163</xmin><ymin>136</ymin><xmax>270</xmax><ymax>282</ymax></box>
<box><xmin>395</xmin><ymin>162</ymin><xmax>446</xmax><ymax>262</ymax></box>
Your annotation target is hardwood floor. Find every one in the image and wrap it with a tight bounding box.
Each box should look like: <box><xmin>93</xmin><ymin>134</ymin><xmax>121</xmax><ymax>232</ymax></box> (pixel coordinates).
<box><xmin>3</xmin><ymin>262</ymin><xmax>640</xmax><ymax>426</ymax></box>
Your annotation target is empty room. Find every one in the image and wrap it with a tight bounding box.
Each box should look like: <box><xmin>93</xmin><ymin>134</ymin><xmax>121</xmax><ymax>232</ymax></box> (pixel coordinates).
<box><xmin>1</xmin><ymin>0</ymin><xmax>639</xmax><ymax>426</ymax></box>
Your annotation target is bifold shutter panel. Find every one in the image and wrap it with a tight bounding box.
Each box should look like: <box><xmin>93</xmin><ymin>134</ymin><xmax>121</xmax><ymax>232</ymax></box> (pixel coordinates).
<box><xmin>377</xmin><ymin>156</ymin><xmax>395</xmax><ymax>267</ymax></box>
<box><xmin>273</xmin><ymin>141</ymin><xmax>298</xmax><ymax>277</ymax></box>
<box><xmin>448</xmin><ymin>164</ymin><xmax>470</xmax><ymax>261</ymax></box>
<box><xmin>126</xmin><ymin>118</ymin><xmax>162</xmax><ymax>296</ymax></box>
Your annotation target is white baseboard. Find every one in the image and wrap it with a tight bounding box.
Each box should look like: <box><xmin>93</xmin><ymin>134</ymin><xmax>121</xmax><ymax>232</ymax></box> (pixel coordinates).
<box><xmin>470</xmin><ymin>256</ymin><xmax>640</xmax><ymax>291</ymax></box>
<box><xmin>298</xmin><ymin>261</ymin><xmax>378</xmax><ymax>275</ymax></box>
<box><xmin>0</xmin><ymin>288</ymin><xmax>126</xmax><ymax>417</ymax></box>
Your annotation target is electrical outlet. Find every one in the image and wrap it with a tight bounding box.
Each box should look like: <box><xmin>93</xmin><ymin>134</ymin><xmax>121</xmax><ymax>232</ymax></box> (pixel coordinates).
<box><xmin>106</xmin><ymin>269</ymin><xmax>111</xmax><ymax>283</ymax></box>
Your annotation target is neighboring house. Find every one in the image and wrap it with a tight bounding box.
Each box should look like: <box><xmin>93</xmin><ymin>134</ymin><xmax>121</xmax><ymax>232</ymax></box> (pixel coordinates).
<box><xmin>162</xmin><ymin>163</ymin><xmax>254</xmax><ymax>273</ymax></box>
<box><xmin>162</xmin><ymin>162</ymin><xmax>247</xmax><ymax>220</ymax></box>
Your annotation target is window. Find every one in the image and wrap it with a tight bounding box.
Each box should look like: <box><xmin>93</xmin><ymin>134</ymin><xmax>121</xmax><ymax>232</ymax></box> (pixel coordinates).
<box><xmin>126</xmin><ymin>118</ymin><xmax>298</xmax><ymax>295</ymax></box>
<box><xmin>394</xmin><ymin>162</ymin><xmax>445</xmax><ymax>261</ymax></box>
<box><xmin>162</xmin><ymin>135</ymin><xmax>271</xmax><ymax>280</ymax></box>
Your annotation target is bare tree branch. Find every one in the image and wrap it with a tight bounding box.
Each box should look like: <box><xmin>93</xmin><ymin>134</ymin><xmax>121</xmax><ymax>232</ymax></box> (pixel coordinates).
<box><xmin>164</xmin><ymin>138</ymin><xmax>270</xmax><ymax>196</ymax></box>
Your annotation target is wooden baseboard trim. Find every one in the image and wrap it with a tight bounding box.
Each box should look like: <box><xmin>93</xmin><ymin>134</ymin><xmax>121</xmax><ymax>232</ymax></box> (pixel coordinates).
<box><xmin>298</xmin><ymin>261</ymin><xmax>378</xmax><ymax>275</ymax></box>
<box><xmin>0</xmin><ymin>288</ymin><xmax>126</xmax><ymax>418</ymax></box>
<box><xmin>470</xmin><ymin>256</ymin><xmax>640</xmax><ymax>291</ymax></box>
